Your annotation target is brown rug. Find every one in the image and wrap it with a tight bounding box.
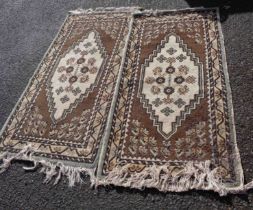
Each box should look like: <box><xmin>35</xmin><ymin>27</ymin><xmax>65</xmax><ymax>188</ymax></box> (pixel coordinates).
<box><xmin>0</xmin><ymin>7</ymin><xmax>251</xmax><ymax>196</ymax></box>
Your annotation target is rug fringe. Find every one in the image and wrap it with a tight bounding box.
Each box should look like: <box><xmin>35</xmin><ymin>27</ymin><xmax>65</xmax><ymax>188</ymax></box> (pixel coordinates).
<box><xmin>97</xmin><ymin>162</ymin><xmax>229</xmax><ymax>196</ymax></box>
<box><xmin>0</xmin><ymin>145</ymin><xmax>96</xmax><ymax>187</ymax></box>
<box><xmin>97</xmin><ymin>162</ymin><xmax>253</xmax><ymax>196</ymax></box>
<box><xmin>1</xmin><ymin>145</ymin><xmax>253</xmax><ymax>196</ymax></box>
<box><xmin>245</xmin><ymin>181</ymin><xmax>253</xmax><ymax>191</ymax></box>
<box><xmin>69</xmin><ymin>7</ymin><xmax>142</xmax><ymax>14</ymax></box>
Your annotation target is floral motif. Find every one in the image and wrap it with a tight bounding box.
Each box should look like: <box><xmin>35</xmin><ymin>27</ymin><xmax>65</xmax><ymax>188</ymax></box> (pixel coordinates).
<box><xmin>66</xmin><ymin>57</ymin><xmax>75</xmax><ymax>65</ymax></box>
<box><xmin>69</xmin><ymin>76</ymin><xmax>78</xmax><ymax>83</ymax></box>
<box><xmin>60</xmin><ymin>95</ymin><xmax>70</xmax><ymax>103</ymax></box>
<box><xmin>166</xmin><ymin>66</ymin><xmax>176</xmax><ymax>74</ymax></box>
<box><xmin>178</xmin><ymin>85</ymin><xmax>189</xmax><ymax>95</ymax></box>
<box><xmin>166</xmin><ymin>47</ymin><xmax>177</xmax><ymax>55</ymax></box>
<box><xmin>66</xmin><ymin>66</ymin><xmax>74</xmax><ymax>73</ymax></box>
<box><xmin>187</xmin><ymin>33</ymin><xmax>203</xmax><ymax>44</ymax></box>
<box><xmin>178</xmin><ymin>65</ymin><xmax>189</xmax><ymax>74</ymax></box>
<box><xmin>157</xmin><ymin>55</ymin><xmax>167</xmax><ymax>63</ymax></box>
<box><xmin>151</xmin><ymin>86</ymin><xmax>161</xmax><ymax>94</ymax></box>
<box><xmin>88</xmin><ymin>57</ymin><xmax>96</xmax><ymax>65</ymax></box>
<box><xmin>57</xmin><ymin>66</ymin><xmax>66</xmax><ymax>73</ymax></box>
<box><xmin>164</xmin><ymin>87</ymin><xmax>175</xmax><ymax>95</ymax></box>
<box><xmin>90</xmin><ymin>67</ymin><xmax>98</xmax><ymax>74</ymax></box>
<box><xmin>153</xmin><ymin>67</ymin><xmax>162</xmax><ymax>75</ymax></box>
<box><xmin>162</xmin><ymin>96</ymin><xmax>174</xmax><ymax>104</ymax></box>
<box><xmin>56</xmin><ymin>87</ymin><xmax>64</xmax><ymax>95</ymax></box>
<box><xmin>175</xmin><ymin>122</ymin><xmax>208</xmax><ymax>159</ymax></box>
<box><xmin>161</xmin><ymin>107</ymin><xmax>174</xmax><ymax>116</ymax></box>
<box><xmin>128</xmin><ymin>120</ymin><xmax>170</xmax><ymax>158</ymax></box>
<box><xmin>80</xmin><ymin>75</ymin><xmax>89</xmax><ymax>83</ymax></box>
<box><xmin>49</xmin><ymin>109</ymin><xmax>91</xmax><ymax>142</ymax></box>
<box><xmin>174</xmin><ymin>98</ymin><xmax>186</xmax><ymax>108</ymax></box>
<box><xmin>174</xmin><ymin>76</ymin><xmax>185</xmax><ymax>84</ymax></box>
<box><xmin>73</xmin><ymin>48</ymin><xmax>81</xmax><ymax>54</ymax></box>
<box><xmin>80</xmin><ymin>50</ymin><xmax>88</xmax><ymax>56</ymax></box>
<box><xmin>72</xmin><ymin>87</ymin><xmax>81</xmax><ymax>96</ymax></box>
<box><xmin>89</xmin><ymin>48</ymin><xmax>98</xmax><ymax>54</ymax></box>
<box><xmin>152</xmin><ymin>98</ymin><xmax>163</xmax><ymax>107</ymax></box>
<box><xmin>185</xmin><ymin>75</ymin><xmax>196</xmax><ymax>84</ymax></box>
<box><xmin>65</xmin><ymin>86</ymin><xmax>73</xmax><ymax>92</ymax></box>
<box><xmin>176</xmin><ymin>54</ymin><xmax>187</xmax><ymax>62</ymax></box>
<box><xmin>59</xmin><ymin>74</ymin><xmax>67</xmax><ymax>82</ymax></box>
<box><xmin>80</xmin><ymin>66</ymin><xmax>89</xmax><ymax>74</ymax></box>
<box><xmin>23</xmin><ymin>106</ymin><xmax>48</xmax><ymax>137</ymax></box>
<box><xmin>83</xmin><ymin>42</ymin><xmax>92</xmax><ymax>48</ymax></box>
<box><xmin>166</xmin><ymin>57</ymin><xmax>176</xmax><ymax>64</ymax></box>
<box><xmin>145</xmin><ymin>76</ymin><xmax>155</xmax><ymax>84</ymax></box>
<box><xmin>156</xmin><ymin>77</ymin><xmax>165</xmax><ymax>84</ymax></box>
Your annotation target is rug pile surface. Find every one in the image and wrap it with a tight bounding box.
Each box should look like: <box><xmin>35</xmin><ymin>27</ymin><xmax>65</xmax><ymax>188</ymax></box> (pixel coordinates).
<box><xmin>0</xmin><ymin>7</ymin><xmax>249</xmax><ymax>196</ymax></box>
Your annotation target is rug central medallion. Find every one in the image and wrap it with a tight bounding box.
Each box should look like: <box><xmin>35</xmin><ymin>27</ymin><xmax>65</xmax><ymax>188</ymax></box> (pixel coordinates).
<box><xmin>47</xmin><ymin>31</ymin><xmax>107</xmax><ymax>122</ymax></box>
<box><xmin>138</xmin><ymin>34</ymin><xmax>204</xmax><ymax>139</ymax></box>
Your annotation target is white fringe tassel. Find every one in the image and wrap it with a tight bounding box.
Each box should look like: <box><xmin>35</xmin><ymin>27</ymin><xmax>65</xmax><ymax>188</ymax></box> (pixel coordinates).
<box><xmin>99</xmin><ymin>162</ymin><xmax>253</xmax><ymax>196</ymax></box>
<box><xmin>98</xmin><ymin>162</ymin><xmax>228</xmax><ymax>196</ymax></box>
<box><xmin>0</xmin><ymin>145</ymin><xmax>96</xmax><ymax>187</ymax></box>
<box><xmin>69</xmin><ymin>7</ymin><xmax>142</xmax><ymax>14</ymax></box>
<box><xmin>1</xmin><ymin>145</ymin><xmax>253</xmax><ymax>196</ymax></box>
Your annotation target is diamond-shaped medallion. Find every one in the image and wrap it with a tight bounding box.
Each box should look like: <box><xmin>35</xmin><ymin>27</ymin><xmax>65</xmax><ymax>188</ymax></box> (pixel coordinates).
<box><xmin>47</xmin><ymin>31</ymin><xmax>107</xmax><ymax>122</ymax></box>
<box><xmin>138</xmin><ymin>33</ymin><xmax>204</xmax><ymax>139</ymax></box>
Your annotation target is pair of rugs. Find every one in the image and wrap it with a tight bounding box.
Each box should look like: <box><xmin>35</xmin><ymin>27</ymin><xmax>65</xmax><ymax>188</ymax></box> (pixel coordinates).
<box><xmin>0</xmin><ymin>7</ymin><xmax>252</xmax><ymax>196</ymax></box>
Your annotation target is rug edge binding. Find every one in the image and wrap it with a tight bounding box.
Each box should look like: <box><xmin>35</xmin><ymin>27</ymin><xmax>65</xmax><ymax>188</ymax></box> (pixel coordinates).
<box><xmin>215</xmin><ymin>7</ymin><xmax>245</xmax><ymax>191</ymax></box>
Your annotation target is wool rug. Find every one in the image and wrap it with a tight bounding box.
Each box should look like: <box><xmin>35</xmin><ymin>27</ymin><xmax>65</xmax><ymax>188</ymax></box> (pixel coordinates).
<box><xmin>0</xmin><ymin>7</ymin><xmax>252</xmax><ymax>196</ymax></box>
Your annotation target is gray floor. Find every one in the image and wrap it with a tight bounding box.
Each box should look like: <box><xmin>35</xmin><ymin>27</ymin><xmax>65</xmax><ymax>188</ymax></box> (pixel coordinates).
<box><xmin>0</xmin><ymin>0</ymin><xmax>252</xmax><ymax>209</ymax></box>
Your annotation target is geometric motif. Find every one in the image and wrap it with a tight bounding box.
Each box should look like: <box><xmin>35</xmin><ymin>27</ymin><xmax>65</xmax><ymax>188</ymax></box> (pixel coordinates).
<box><xmin>138</xmin><ymin>34</ymin><xmax>204</xmax><ymax>139</ymax></box>
<box><xmin>47</xmin><ymin>31</ymin><xmax>107</xmax><ymax>122</ymax></box>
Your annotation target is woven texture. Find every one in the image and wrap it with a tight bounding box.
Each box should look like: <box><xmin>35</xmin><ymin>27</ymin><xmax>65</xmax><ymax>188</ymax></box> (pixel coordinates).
<box><xmin>0</xmin><ymin>8</ymin><xmax>245</xmax><ymax>195</ymax></box>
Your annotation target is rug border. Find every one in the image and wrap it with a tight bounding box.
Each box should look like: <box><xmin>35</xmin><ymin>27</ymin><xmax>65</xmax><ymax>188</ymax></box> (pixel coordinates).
<box><xmin>215</xmin><ymin>8</ymin><xmax>244</xmax><ymax>189</ymax></box>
